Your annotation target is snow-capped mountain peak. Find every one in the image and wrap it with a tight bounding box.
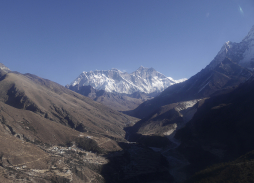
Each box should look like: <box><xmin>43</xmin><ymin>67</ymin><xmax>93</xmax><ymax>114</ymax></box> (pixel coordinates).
<box><xmin>0</xmin><ymin>63</ymin><xmax>10</xmax><ymax>72</ymax></box>
<box><xmin>208</xmin><ymin>25</ymin><xmax>254</xmax><ymax>70</ymax></box>
<box><xmin>69</xmin><ymin>67</ymin><xmax>186</xmax><ymax>95</ymax></box>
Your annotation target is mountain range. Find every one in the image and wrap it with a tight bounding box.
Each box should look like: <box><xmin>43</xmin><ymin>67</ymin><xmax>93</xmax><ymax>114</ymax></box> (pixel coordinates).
<box><xmin>68</xmin><ymin>66</ymin><xmax>186</xmax><ymax>95</ymax></box>
<box><xmin>1</xmin><ymin>25</ymin><xmax>254</xmax><ymax>182</ymax></box>
<box><xmin>126</xmin><ymin>58</ymin><xmax>253</xmax><ymax>119</ymax></box>
<box><xmin>0</xmin><ymin>63</ymin><xmax>174</xmax><ymax>183</ymax></box>
<box><xmin>66</xmin><ymin>66</ymin><xmax>186</xmax><ymax>111</ymax></box>
<box><xmin>125</xmin><ymin>25</ymin><xmax>254</xmax><ymax>182</ymax></box>
<box><xmin>0</xmin><ymin>67</ymin><xmax>165</xmax><ymax>182</ymax></box>
<box><xmin>126</xmin><ymin>25</ymin><xmax>254</xmax><ymax>119</ymax></box>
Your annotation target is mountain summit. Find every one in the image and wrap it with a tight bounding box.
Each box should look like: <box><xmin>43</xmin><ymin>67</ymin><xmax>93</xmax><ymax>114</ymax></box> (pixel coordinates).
<box><xmin>127</xmin><ymin>25</ymin><xmax>254</xmax><ymax>119</ymax></box>
<box><xmin>208</xmin><ymin>25</ymin><xmax>254</xmax><ymax>69</ymax></box>
<box><xmin>0</xmin><ymin>63</ymin><xmax>10</xmax><ymax>72</ymax></box>
<box><xmin>69</xmin><ymin>67</ymin><xmax>186</xmax><ymax>95</ymax></box>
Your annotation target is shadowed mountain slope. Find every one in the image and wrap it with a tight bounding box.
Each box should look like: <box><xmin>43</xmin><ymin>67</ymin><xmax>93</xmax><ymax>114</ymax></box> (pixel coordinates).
<box><xmin>125</xmin><ymin>25</ymin><xmax>254</xmax><ymax>119</ymax></box>
<box><xmin>187</xmin><ymin>150</ymin><xmax>254</xmax><ymax>183</ymax></box>
<box><xmin>174</xmin><ymin>76</ymin><xmax>254</xmax><ymax>178</ymax></box>
<box><xmin>126</xmin><ymin>58</ymin><xmax>253</xmax><ymax>119</ymax></box>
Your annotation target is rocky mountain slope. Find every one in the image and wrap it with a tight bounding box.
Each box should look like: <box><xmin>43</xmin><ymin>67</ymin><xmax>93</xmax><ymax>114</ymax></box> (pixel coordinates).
<box><xmin>67</xmin><ymin>84</ymin><xmax>153</xmax><ymax>111</ymax></box>
<box><xmin>127</xmin><ymin>26</ymin><xmax>254</xmax><ymax>118</ymax></box>
<box><xmin>0</xmin><ymin>66</ymin><xmax>174</xmax><ymax>183</ymax></box>
<box><xmin>126</xmin><ymin>66</ymin><xmax>254</xmax><ymax>182</ymax></box>
<box><xmin>0</xmin><ymin>71</ymin><xmax>137</xmax><ymax>138</ymax></box>
<box><xmin>126</xmin><ymin>25</ymin><xmax>254</xmax><ymax>120</ymax></box>
<box><xmin>175</xmin><ymin>76</ymin><xmax>254</xmax><ymax>181</ymax></box>
<box><xmin>126</xmin><ymin>58</ymin><xmax>253</xmax><ymax>119</ymax></box>
<box><xmin>2</xmin><ymin>24</ymin><xmax>254</xmax><ymax>183</ymax></box>
<box><xmin>68</xmin><ymin>66</ymin><xmax>186</xmax><ymax>95</ymax></box>
<box><xmin>124</xmin><ymin>25</ymin><xmax>254</xmax><ymax>182</ymax></box>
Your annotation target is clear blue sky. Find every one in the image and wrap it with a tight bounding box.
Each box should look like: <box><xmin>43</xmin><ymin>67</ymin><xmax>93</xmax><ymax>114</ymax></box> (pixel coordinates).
<box><xmin>1</xmin><ymin>0</ymin><xmax>254</xmax><ymax>85</ymax></box>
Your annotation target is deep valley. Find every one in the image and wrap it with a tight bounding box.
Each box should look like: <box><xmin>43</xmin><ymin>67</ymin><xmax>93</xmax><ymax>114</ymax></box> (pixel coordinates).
<box><xmin>1</xmin><ymin>25</ymin><xmax>254</xmax><ymax>183</ymax></box>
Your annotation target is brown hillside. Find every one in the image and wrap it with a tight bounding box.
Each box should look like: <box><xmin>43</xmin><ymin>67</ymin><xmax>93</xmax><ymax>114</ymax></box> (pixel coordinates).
<box><xmin>0</xmin><ymin>69</ymin><xmax>144</xmax><ymax>182</ymax></box>
<box><xmin>0</xmin><ymin>71</ymin><xmax>138</xmax><ymax>139</ymax></box>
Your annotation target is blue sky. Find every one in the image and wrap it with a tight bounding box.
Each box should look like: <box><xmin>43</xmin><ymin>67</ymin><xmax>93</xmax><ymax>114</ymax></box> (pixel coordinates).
<box><xmin>1</xmin><ymin>0</ymin><xmax>254</xmax><ymax>85</ymax></box>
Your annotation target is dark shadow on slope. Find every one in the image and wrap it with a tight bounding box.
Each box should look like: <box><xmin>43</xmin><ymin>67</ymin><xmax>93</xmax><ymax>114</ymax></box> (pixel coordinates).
<box><xmin>100</xmin><ymin>142</ymin><xmax>174</xmax><ymax>183</ymax></box>
<box><xmin>175</xmin><ymin>77</ymin><xmax>254</xmax><ymax>178</ymax></box>
<box><xmin>6</xmin><ymin>84</ymin><xmax>41</xmax><ymax>113</ymax></box>
<box><xmin>125</xmin><ymin>58</ymin><xmax>253</xmax><ymax>119</ymax></box>
<box><xmin>186</xmin><ymin>150</ymin><xmax>254</xmax><ymax>183</ymax></box>
<box><xmin>75</xmin><ymin>137</ymin><xmax>104</xmax><ymax>154</ymax></box>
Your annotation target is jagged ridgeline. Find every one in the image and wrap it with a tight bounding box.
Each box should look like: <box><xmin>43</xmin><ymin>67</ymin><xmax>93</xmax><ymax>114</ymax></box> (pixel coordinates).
<box><xmin>127</xmin><ymin>25</ymin><xmax>254</xmax><ymax>119</ymax></box>
<box><xmin>66</xmin><ymin>66</ymin><xmax>186</xmax><ymax>111</ymax></box>
<box><xmin>68</xmin><ymin>66</ymin><xmax>186</xmax><ymax>95</ymax></box>
<box><xmin>0</xmin><ymin>64</ymin><xmax>172</xmax><ymax>182</ymax></box>
<box><xmin>1</xmin><ymin>24</ymin><xmax>254</xmax><ymax>182</ymax></box>
<box><xmin>124</xmin><ymin>25</ymin><xmax>254</xmax><ymax>182</ymax></box>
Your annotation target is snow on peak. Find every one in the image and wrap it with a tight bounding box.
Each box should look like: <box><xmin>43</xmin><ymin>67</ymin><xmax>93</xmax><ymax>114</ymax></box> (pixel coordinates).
<box><xmin>69</xmin><ymin>67</ymin><xmax>186</xmax><ymax>94</ymax></box>
<box><xmin>174</xmin><ymin>78</ymin><xmax>188</xmax><ymax>83</ymax></box>
<box><xmin>208</xmin><ymin>25</ymin><xmax>254</xmax><ymax>69</ymax></box>
<box><xmin>218</xmin><ymin>41</ymin><xmax>234</xmax><ymax>54</ymax></box>
<box><xmin>0</xmin><ymin>63</ymin><xmax>10</xmax><ymax>72</ymax></box>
